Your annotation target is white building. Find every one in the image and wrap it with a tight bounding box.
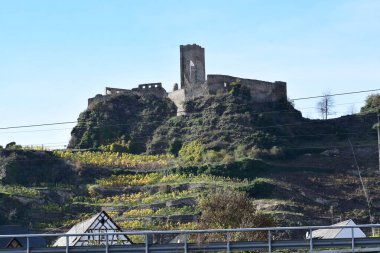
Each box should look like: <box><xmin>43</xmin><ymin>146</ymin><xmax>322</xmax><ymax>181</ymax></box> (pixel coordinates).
<box><xmin>306</xmin><ymin>219</ymin><xmax>366</xmax><ymax>239</ymax></box>
<box><xmin>54</xmin><ymin>211</ymin><xmax>132</xmax><ymax>246</ymax></box>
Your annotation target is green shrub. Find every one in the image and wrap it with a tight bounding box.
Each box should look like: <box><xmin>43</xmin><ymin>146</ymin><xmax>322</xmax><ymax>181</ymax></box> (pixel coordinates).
<box><xmin>204</xmin><ymin>150</ymin><xmax>220</xmax><ymax>163</ymax></box>
<box><xmin>0</xmin><ymin>150</ymin><xmax>75</xmax><ymax>186</ymax></box>
<box><xmin>178</xmin><ymin>141</ymin><xmax>205</xmax><ymax>165</ymax></box>
<box><xmin>100</xmin><ymin>142</ymin><xmax>129</xmax><ymax>152</ymax></box>
<box><xmin>248</xmin><ymin>145</ymin><xmax>263</xmax><ymax>158</ymax></box>
<box><xmin>221</xmin><ymin>153</ymin><xmax>235</xmax><ymax>163</ymax></box>
<box><xmin>205</xmin><ymin>159</ymin><xmax>266</xmax><ymax>179</ymax></box>
<box><xmin>168</xmin><ymin>138</ymin><xmax>182</xmax><ymax>156</ymax></box>
<box><xmin>229</xmin><ymin>79</ymin><xmax>241</xmax><ymax>96</ymax></box>
<box><xmin>5</xmin><ymin>142</ymin><xmax>22</xmax><ymax>150</ymax></box>
<box><xmin>268</xmin><ymin>146</ymin><xmax>284</xmax><ymax>159</ymax></box>
<box><xmin>247</xmin><ymin>145</ymin><xmax>284</xmax><ymax>159</ymax></box>
<box><xmin>171</xmin><ymin>159</ymin><xmax>267</xmax><ymax>179</ymax></box>
<box><xmin>234</xmin><ymin>145</ymin><xmax>247</xmax><ymax>160</ymax></box>
<box><xmin>238</xmin><ymin>178</ymin><xmax>275</xmax><ymax>198</ymax></box>
<box><xmin>361</xmin><ymin>94</ymin><xmax>380</xmax><ymax>113</ymax></box>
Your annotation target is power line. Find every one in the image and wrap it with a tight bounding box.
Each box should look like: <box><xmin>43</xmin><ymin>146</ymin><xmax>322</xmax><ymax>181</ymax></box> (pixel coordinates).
<box><xmin>294</xmin><ymin>101</ymin><xmax>364</xmax><ymax>110</ymax></box>
<box><xmin>23</xmin><ymin>142</ymin><xmax>69</xmax><ymax>145</ymax></box>
<box><xmin>0</xmin><ymin>121</ymin><xmax>76</xmax><ymax>130</ymax></box>
<box><xmin>5</xmin><ymin>114</ymin><xmax>376</xmax><ymax>143</ymax></box>
<box><xmin>2</xmin><ymin>113</ymin><xmax>376</xmax><ymax>151</ymax></box>
<box><xmin>0</xmin><ymin>105</ymin><xmax>371</xmax><ymax>135</ymax></box>
<box><xmin>0</xmin><ymin>128</ymin><xmax>73</xmax><ymax>135</ymax></box>
<box><xmin>176</xmin><ymin>101</ymin><xmax>366</xmax><ymax>116</ymax></box>
<box><xmin>292</xmin><ymin>88</ymin><xmax>380</xmax><ymax>101</ymax></box>
<box><xmin>0</xmin><ymin>88</ymin><xmax>378</xmax><ymax>131</ymax></box>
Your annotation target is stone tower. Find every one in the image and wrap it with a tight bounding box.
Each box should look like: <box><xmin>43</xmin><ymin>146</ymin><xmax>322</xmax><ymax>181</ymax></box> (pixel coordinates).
<box><xmin>180</xmin><ymin>44</ymin><xmax>205</xmax><ymax>89</ymax></box>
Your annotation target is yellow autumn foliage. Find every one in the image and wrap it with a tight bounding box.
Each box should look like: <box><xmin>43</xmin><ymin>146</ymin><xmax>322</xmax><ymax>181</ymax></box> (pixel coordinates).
<box><xmin>53</xmin><ymin>150</ymin><xmax>174</xmax><ymax>169</ymax></box>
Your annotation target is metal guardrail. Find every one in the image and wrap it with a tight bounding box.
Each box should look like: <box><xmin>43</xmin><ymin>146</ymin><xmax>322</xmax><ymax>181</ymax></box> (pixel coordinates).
<box><xmin>1</xmin><ymin>224</ymin><xmax>380</xmax><ymax>252</ymax></box>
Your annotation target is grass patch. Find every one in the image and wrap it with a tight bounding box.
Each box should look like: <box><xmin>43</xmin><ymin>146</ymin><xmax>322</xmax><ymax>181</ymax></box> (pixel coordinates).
<box><xmin>0</xmin><ymin>184</ymin><xmax>40</xmax><ymax>198</ymax></box>
<box><xmin>261</xmin><ymin>210</ymin><xmax>304</xmax><ymax>217</ymax></box>
<box><xmin>174</xmin><ymin>158</ymin><xmax>334</xmax><ymax>180</ymax></box>
<box><xmin>123</xmin><ymin>206</ymin><xmax>197</xmax><ymax>218</ymax></box>
<box><xmin>73</xmin><ymin>189</ymin><xmax>199</xmax><ymax>207</ymax></box>
<box><xmin>96</xmin><ymin>173</ymin><xmax>251</xmax><ymax>188</ymax></box>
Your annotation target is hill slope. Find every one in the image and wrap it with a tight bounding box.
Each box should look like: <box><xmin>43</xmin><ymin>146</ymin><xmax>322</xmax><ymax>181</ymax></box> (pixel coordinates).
<box><xmin>69</xmin><ymin>91</ymin><xmax>377</xmax><ymax>158</ymax></box>
<box><xmin>1</xmin><ymin>92</ymin><xmax>380</xmax><ymax>235</ymax></box>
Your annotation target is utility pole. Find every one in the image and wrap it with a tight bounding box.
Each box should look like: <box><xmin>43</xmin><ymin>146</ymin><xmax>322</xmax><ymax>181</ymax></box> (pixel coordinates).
<box><xmin>330</xmin><ymin>205</ymin><xmax>334</xmax><ymax>224</ymax></box>
<box><xmin>348</xmin><ymin>139</ymin><xmax>374</xmax><ymax>228</ymax></box>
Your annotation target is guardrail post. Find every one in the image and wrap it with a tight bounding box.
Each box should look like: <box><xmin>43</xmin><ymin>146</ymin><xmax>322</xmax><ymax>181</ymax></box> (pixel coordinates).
<box><xmin>66</xmin><ymin>235</ymin><xmax>69</xmax><ymax>253</ymax></box>
<box><xmin>145</xmin><ymin>234</ymin><xmax>149</xmax><ymax>253</ymax></box>
<box><xmin>184</xmin><ymin>234</ymin><xmax>188</xmax><ymax>253</ymax></box>
<box><xmin>226</xmin><ymin>232</ymin><xmax>231</xmax><ymax>253</ymax></box>
<box><xmin>309</xmin><ymin>228</ymin><xmax>313</xmax><ymax>253</ymax></box>
<box><xmin>105</xmin><ymin>233</ymin><xmax>109</xmax><ymax>253</ymax></box>
<box><xmin>351</xmin><ymin>227</ymin><xmax>355</xmax><ymax>253</ymax></box>
<box><xmin>26</xmin><ymin>237</ymin><xmax>29</xmax><ymax>253</ymax></box>
<box><xmin>268</xmin><ymin>230</ymin><xmax>272</xmax><ymax>253</ymax></box>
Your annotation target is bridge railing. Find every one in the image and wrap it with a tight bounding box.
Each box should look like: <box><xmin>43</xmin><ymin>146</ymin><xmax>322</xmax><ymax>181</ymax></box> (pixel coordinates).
<box><xmin>1</xmin><ymin>223</ymin><xmax>380</xmax><ymax>252</ymax></box>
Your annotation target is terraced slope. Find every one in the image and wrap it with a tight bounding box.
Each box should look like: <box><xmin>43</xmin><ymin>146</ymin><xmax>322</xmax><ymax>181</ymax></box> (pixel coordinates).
<box><xmin>1</xmin><ymin>150</ymin><xmax>379</xmax><ymax>234</ymax></box>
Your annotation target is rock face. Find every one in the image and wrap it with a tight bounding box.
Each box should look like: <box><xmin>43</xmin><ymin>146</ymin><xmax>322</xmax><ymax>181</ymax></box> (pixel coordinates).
<box><xmin>69</xmin><ymin>92</ymin><xmax>177</xmax><ymax>151</ymax></box>
<box><xmin>70</xmin><ymin>82</ymin><xmax>379</xmax><ymax>157</ymax></box>
<box><xmin>72</xmin><ymin>78</ymin><xmax>294</xmax><ymax>153</ymax></box>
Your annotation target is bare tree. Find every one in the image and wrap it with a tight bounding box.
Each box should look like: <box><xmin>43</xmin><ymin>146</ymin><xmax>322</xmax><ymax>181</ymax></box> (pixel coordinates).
<box><xmin>346</xmin><ymin>104</ymin><xmax>357</xmax><ymax>115</ymax></box>
<box><xmin>316</xmin><ymin>92</ymin><xmax>335</xmax><ymax>119</ymax></box>
<box><xmin>197</xmin><ymin>188</ymin><xmax>274</xmax><ymax>242</ymax></box>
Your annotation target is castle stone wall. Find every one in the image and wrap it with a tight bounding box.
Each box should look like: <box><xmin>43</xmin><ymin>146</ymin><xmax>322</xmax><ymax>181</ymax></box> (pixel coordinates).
<box><xmin>105</xmin><ymin>87</ymin><xmax>130</xmax><ymax>95</ymax></box>
<box><xmin>88</xmin><ymin>44</ymin><xmax>288</xmax><ymax>112</ymax></box>
<box><xmin>132</xmin><ymin>83</ymin><xmax>167</xmax><ymax>98</ymax></box>
<box><xmin>168</xmin><ymin>89</ymin><xmax>186</xmax><ymax>115</ymax></box>
<box><xmin>88</xmin><ymin>94</ymin><xmax>106</xmax><ymax>106</ymax></box>
<box><xmin>184</xmin><ymin>82</ymin><xmax>209</xmax><ymax>101</ymax></box>
<box><xmin>88</xmin><ymin>89</ymin><xmax>136</xmax><ymax>106</ymax></box>
<box><xmin>88</xmin><ymin>83</ymin><xmax>167</xmax><ymax>107</ymax></box>
<box><xmin>180</xmin><ymin>44</ymin><xmax>205</xmax><ymax>89</ymax></box>
<box><xmin>207</xmin><ymin>75</ymin><xmax>287</xmax><ymax>103</ymax></box>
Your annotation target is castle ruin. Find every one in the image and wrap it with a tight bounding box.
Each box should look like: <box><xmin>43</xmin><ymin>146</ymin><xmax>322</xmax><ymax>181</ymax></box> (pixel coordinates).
<box><xmin>88</xmin><ymin>44</ymin><xmax>287</xmax><ymax>114</ymax></box>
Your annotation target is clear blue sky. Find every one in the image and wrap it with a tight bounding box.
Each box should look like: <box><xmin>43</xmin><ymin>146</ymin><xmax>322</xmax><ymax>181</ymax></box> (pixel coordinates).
<box><xmin>1</xmin><ymin>0</ymin><xmax>379</xmax><ymax>148</ymax></box>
